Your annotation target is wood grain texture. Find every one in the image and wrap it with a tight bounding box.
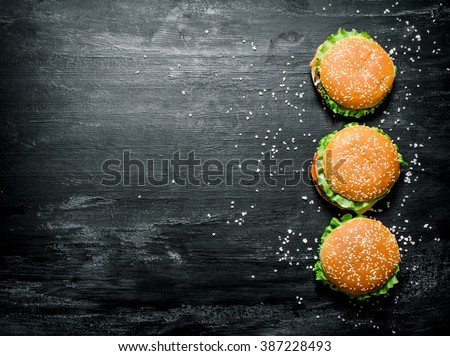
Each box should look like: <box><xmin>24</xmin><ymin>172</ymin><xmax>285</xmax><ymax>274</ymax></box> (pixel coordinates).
<box><xmin>0</xmin><ymin>0</ymin><xmax>449</xmax><ymax>335</ymax></box>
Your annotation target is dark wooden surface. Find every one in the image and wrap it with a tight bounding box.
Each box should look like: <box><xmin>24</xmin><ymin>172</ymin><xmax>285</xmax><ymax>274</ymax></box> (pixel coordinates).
<box><xmin>0</xmin><ymin>0</ymin><xmax>449</xmax><ymax>335</ymax></box>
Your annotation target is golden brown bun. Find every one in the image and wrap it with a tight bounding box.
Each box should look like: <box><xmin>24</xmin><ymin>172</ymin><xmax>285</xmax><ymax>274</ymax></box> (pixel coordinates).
<box><xmin>323</xmin><ymin>125</ymin><xmax>400</xmax><ymax>202</ymax></box>
<box><xmin>311</xmin><ymin>152</ymin><xmax>375</xmax><ymax>214</ymax></box>
<box><xmin>320</xmin><ymin>217</ymin><xmax>400</xmax><ymax>296</ymax></box>
<box><xmin>319</xmin><ymin>36</ymin><xmax>395</xmax><ymax>109</ymax></box>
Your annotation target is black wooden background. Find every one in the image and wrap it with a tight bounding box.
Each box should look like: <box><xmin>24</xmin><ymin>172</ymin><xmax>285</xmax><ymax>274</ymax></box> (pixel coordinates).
<box><xmin>0</xmin><ymin>0</ymin><xmax>449</xmax><ymax>335</ymax></box>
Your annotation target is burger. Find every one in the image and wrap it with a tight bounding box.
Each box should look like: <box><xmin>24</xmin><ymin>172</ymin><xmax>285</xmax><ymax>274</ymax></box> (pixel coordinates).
<box><xmin>310</xmin><ymin>29</ymin><xmax>396</xmax><ymax>118</ymax></box>
<box><xmin>314</xmin><ymin>214</ymin><xmax>400</xmax><ymax>300</ymax></box>
<box><xmin>311</xmin><ymin>123</ymin><xmax>406</xmax><ymax>214</ymax></box>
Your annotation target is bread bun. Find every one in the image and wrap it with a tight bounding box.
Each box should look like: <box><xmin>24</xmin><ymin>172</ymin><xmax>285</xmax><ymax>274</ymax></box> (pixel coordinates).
<box><xmin>323</xmin><ymin>125</ymin><xmax>400</xmax><ymax>202</ymax></box>
<box><xmin>311</xmin><ymin>152</ymin><xmax>377</xmax><ymax>214</ymax></box>
<box><xmin>320</xmin><ymin>217</ymin><xmax>400</xmax><ymax>295</ymax></box>
<box><xmin>310</xmin><ymin>30</ymin><xmax>396</xmax><ymax>117</ymax></box>
<box><xmin>319</xmin><ymin>36</ymin><xmax>395</xmax><ymax>109</ymax></box>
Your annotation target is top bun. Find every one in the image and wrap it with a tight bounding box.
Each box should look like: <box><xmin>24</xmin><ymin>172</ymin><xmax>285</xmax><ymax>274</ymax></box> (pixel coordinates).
<box><xmin>323</xmin><ymin>125</ymin><xmax>400</xmax><ymax>202</ymax></box>
<box><xmin>320</xmin><ymin>217</ymin><xmax>400</xmax><ymax>296</ymax></box>
<box><xmin>319</xmin><ymin>36</ymin><xmax>395</xmax><ymax>109</ymax></box>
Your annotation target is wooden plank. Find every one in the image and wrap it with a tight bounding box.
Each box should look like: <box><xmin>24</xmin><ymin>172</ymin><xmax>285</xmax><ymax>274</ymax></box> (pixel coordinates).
<box><xmin>0</xmin><ymin>0</ymin><xmax>449</xmax><ymax>335</ymax></box>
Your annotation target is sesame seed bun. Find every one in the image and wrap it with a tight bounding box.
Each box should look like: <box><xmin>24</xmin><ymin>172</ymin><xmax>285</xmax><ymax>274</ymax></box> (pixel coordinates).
<box><xmin>311</xmin><ymin>152</ymin><xmax>377</xmax><ymax>214</ymax></box>
<box><xmin>323</xmin><ymin>125</ymin><xmax>400</xmax><ymax>202</ymax></box>
<box><xmin>319</xmin><ymin>217</ymin><xmax>400</xmax><ymax>296</ymax></box>
<box><xmin>311</xmin><ymin>124</ymin><xmax>402</xmax><ymax>213</ymax></box>
<box><xmin>310</xmin><ymin>30</ymin><xmax>395</xmax><ymax>117</ymax></box>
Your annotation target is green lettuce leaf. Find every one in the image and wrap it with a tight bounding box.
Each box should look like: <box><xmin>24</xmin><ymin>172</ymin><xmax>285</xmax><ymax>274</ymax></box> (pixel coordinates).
<box><xmin>315</xmin><ymin>124</ymin><xmax>406</xmax><ymax>213</ymax></box>
<box><xmin>314</xmin><ymin>29</ymin><xmax>394</xmax><ymax>118</ymax></box>
<box><xmin>313</xmin><ymin>214</ymin><xmax>400</xmax><ymax>300</ymax></box>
